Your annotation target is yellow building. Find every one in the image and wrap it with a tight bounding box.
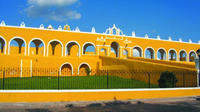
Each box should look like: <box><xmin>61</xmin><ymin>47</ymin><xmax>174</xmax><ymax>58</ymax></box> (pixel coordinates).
<box><xmin>0</xmin><ymin>21</ymin><xmax>199</xmax><ymax>78</ymax></box>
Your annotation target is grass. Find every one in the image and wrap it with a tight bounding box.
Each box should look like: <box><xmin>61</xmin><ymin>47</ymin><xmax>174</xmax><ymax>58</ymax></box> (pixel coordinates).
<box><xmin>0</xmin><ymin>75</ymin><xmax>158</xmax><ymax>89</ymax></box>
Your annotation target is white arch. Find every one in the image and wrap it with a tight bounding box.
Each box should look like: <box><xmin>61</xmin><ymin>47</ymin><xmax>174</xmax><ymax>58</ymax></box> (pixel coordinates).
<box><xmin>133</xmin><ymin>45</ymin><xmax>143</xmax><ymax>57</ymax></box>
<box><xmin>179</xmin><ymin>49</ymin><xmax>187</xmax><ymax>61</ymax></box>
<box><xmin>188</xmin><ymin>50</ymin><xmax>197</xmax><ymax>62</ymax></box>
<box><xmin>59</xmin><ymin>62</ymin><xmax>73</xmax><ymax>75</ymax></box>
<box><xmin>78</xmin><ymin>62</ymin><xmax>91</xmax><ymax>75</ymax></box>
<box><xmin>144</xmin><ymin>47</ymin><xmax>155</xmax><ymax>59</ymax></box>
<box><xmin>0</xmin><ymin>36</ymin><xmax>7</xmax><ymax>54</ymax></box>
<box><xmin>157</xmin><ymin>48</ymin><xmax>167</xmax><ymax>60</ymax></box>
<box><xmin>168</xmin><ymin>48</ymin><xmax>178</xmax><ymax>61</ymax></box>
<box><xmin>28</xmin><ymin>38</ymin><xmax>46</xmax><ymax>56</ymax></box>
<box><xmin>8</xmin><ymin>36</ymin><xmax>27</xmax><ymax>55</ymax></box>
<box><xmin>47</xmin><ymin>39</ymin><xmax>63</xmax><ymax>56</ymax></box>
<box><xmin>65</xmin><ymin>40</ymin><xmax>81</xmax><ymax>57</ymax></box>
<box><xmin>82</xmin><ymin>42</ymin><xmax>96</xmax><ymax>55</ymax></box>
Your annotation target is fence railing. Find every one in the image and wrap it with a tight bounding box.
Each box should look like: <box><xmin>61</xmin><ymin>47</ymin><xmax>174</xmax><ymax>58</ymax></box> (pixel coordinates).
<box><xmin>0</xmin><ymin>67</ymin><xmax>197</xmax><ymax>89</ymax></box>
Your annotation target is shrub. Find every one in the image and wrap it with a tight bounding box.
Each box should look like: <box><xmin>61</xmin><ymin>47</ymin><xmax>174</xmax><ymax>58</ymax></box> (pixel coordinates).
<box><xmin>158</xmin><ymin>71</ymin><xmax>178</xmax><ymax>88</ymax></box>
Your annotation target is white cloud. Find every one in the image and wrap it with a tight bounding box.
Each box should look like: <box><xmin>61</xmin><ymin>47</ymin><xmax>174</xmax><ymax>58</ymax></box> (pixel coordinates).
<box><xmin>25</xmin><ymin>0</ymin><xmax>81</xmax><ymax>21</ymax></box>
<box><xmin>28</xmin><ymin>0</ymin><xmax>78</xmax><ymax>7</ymax></box>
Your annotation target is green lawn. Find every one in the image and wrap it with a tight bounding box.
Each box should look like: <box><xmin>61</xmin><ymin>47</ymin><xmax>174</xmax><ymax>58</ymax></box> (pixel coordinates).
<box><xmin>0</xmin><ymin>75</ymin><xmax>158</xmax><ymax>89</ymax></box>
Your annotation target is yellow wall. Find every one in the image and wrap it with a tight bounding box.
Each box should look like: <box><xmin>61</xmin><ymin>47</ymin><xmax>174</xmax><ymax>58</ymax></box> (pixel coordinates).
<box><xmin>0</xmin><ymin>26</ymin><xmax>199</xmax><ymax>77</ymax></box>
<box><xmin>0</xmin><ymin>88</ymin><xmax>200</xmax><ymax>102</ymax></box>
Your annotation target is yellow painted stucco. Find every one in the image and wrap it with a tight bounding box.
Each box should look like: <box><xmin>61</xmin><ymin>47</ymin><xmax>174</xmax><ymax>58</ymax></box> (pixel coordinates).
<box><xmin>0</xmin><ymin>88</ymin><xmax>200</xmax><ymax>102</ymax></box>
<box><xmin>0</xmin><ymin>24</ymin><xmax>199</xmax><ymax>76</ymax></box>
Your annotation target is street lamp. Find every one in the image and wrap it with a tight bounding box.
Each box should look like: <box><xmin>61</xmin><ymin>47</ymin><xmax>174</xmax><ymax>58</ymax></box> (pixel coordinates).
<box><xmin>195</xmin><ymin>49</ymin><xmax>200</xmax><ymax>87</ymax></box>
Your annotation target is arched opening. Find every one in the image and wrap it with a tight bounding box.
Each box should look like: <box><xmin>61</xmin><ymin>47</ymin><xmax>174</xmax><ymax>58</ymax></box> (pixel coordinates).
<box><xmin>179</xmin><ymin>50</ymin><xmax>187</xmax><ymax>61</ymax></box>
<box><xmin>123</xmin><ymin>49</ymin><xmax>128</xmax><ymax>58</ymax></box>
<box><xmin>60</xmin><ymin>63</ymin><xmax>73</xmax><ymax>76</ymax></box>
<box><xmin>111</xmin><ymin>42</ymin><xmax>120</xmax><ymax>57</ymax></box>
<box><xmin>29</xmin><ymin>39</ymin><xmax>45</xmax><ymax>56</ymax></box>
<box><xmin>133</xmin><ymin>46</ymin><xmax>142</xmax><ymax>57</ymax></box>
<box><xmin>48</xmin><ymin>40</ymin><xmax>62</xmax><ymax>56</ymax></box>
<box><xmin>9</xmin><ymin>37</ymin><xmax>26</xmax><ymax>55</ymax></box>
<box><xmin>145</xmin><ymin>48</ymin><xmax>154</xmax><ymax>59</ymax></box>
<box><xmin>157</xmin><ymin>49</ymin><xmax>166</xmax><ymax>60</ymax></box>
<box><xmin>189</xmin><ymin>51</ymin><xmax>196</xmax><ymax>62</ymax></box>
<box><xmin>66</xmin><ymin>41</ymin><xmax>80</xmax><ymax>56</ymax></box>
<box><xmin>100</xmin><ymin>48</ymin><xmax>107</xmax><ymax>56</ymax></box>
<box><xmin>78</xmin><ymin>63</ymin><xmax>91</xmax><ymax>76</ymax></box>
<box><xmin>0</xmin><ymin>37</ymin><xmax>6</xmax><ymax>54</ymax></box>
<box><xmin>169</xmin><ymin>49</ymin><xmax>177</xmax><ymax>61</ymax></box>
<box><xmin>82</xmin><ymin>42</ymin><xmax>96</xmax><ymax>55</ymax></box>
<box><xmin>112</xmin><ymin>28</ymin><xmax>117</xmax><ymax>35</ymax></box>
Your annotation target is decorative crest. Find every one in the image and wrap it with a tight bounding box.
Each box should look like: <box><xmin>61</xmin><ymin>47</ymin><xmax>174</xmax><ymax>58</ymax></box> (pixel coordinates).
<box><xmin>48</xmin><ymin>25</ymin><xmax>53</xmax><ymax>29</ymax></box>
<box><xmin>168</xmin><ymin>36</ymin><xmax>172</xmax><ymax>41</ymax></box>
<box><xmin>132</xmin><ymin>31</ymin><xmax>136</xmax><ymax>37</ymax></box>
<box><xmin>105</xmin><ymin>24</ymin><xmax>123</xmax><ymax>35</ymax></box>
<box><xmin>75</xmin><ymin>27</ymin><xmax>80</xmax><ymax>32</ymax></box>
<box><xmin>189</xmin><ymin>39</ymin><xmax>192</xmax><ymax>43</ymax></box>
<box><xmin>40</xmin><ymin>24</ymin><xmax>44</xmax><ymax>29</ymax></box>
<box><xmin>64</xmin><ymin>24</ymin><xmax>70</xmax><ymax>31</ymax></box>
<box><xmin>58</xmin><ymin>25</ymin><xmax>62</xmax><ymax>30</ymax></box>
<box><xmin>20</xmin><ymin>22</ymin><xmax>25</xmax><ymax>28</ymax></box>
<box><xmin>145</xmin><ymin>34</ymin><xmax>149</xmax><ymax>38</ymax></box>
<box><xmin>157</xmin><ymin>35</ymin><xmax>161</xmax><ymax>40</ymax></box>
<box><xmin>178</xmin><ymin>38</ymin><xmax>182</xmax><ymax>42</ymax></box>
<box><xmin>0</xmin><ymin>21</ymin><xmax>6</xmax><ymax>26</ymax></box>
<box><xmin>91</xmin><ymin>27</ymin><xmax>96</xmax><ymax>33</ymax></box>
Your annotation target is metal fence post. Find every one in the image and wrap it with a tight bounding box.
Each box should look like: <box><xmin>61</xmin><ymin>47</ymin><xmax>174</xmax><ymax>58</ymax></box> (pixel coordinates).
<box><xmin>3</xmin><ymin>71</ymin><xmax>5</xmax><ymax>90</ymax></box>
<box><xmin>58</xmin><ymin>70</ymin><xmax>60</xmax><ymax>90</ymax></box>
<box><xmin>148</xmin><ymin>72</ymin><xmax>150</xmax><ymax>88</ymax></box>
<box><xmin>183</xmin><ymin>72</ymin><xmax>185</xmax><ymax>87</ymax></box>
<box><xmin>107</xmin><ymin>70</ymin><xmax>109</xmax><ymax>89</ymax></box>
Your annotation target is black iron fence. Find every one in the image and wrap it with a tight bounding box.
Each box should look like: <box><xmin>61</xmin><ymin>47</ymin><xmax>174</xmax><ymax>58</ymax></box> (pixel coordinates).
<box><xmin>0</xmin><ymin>67</ymin><xmax>197</xmax><ymax>89</ymax></box>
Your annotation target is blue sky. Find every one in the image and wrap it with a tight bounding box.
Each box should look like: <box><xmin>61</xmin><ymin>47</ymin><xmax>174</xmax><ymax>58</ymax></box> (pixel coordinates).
<box><xmin>0</xmin><ymin>0</ymin><xmax>200</xmax><ymax>43</ymax></box>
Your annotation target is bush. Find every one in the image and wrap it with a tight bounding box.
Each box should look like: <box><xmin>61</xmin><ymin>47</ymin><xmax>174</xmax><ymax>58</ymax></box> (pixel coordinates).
<box><xmin>158</xmin><ymin>71</ymin><xmax>178</xmax><ymax>88</ymax></box>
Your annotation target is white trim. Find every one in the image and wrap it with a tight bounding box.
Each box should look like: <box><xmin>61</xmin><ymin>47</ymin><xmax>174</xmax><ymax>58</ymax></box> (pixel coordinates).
<box><xmin>168</xmin><ymin>48</ymin><xmax>178</xmax><ymax>61</ymax></box>
<box><xmin>82</xmin><ymin>42</ymin><xmax>96</xmax><ymax>55</ymax></box>
<box><xmin>0</xmin><ymin>87</ymin><xmax>199</xmax><ymax>93</ymax></box>
<box><xmin>144</xmin><ymin>47</ymin><xmax>155</xmax><ymax>59</ymax></box>
<box><xmin>59</xmin><ymin>62</ymin><xmax>73</xmax><ymax>75</ymax></box>
<box><xmin>179</xmin><ymin>49</ymin><xmax>187</xmax><ymax>62</ymax></box>
<box><xmin>65</xmin><ymin>41</ymin><xmax>81</xmax><ymax>57</ymax></box>
<box><xmin>78</xmin><ymin>62</ymin><xmax>91</xmax><ymax>75</ymax></box>
<box><xmin>0</xmin><ymin>36</ymin><xmax>7</xmax><ymax>54</ymax></box>
<box><xmin>47</xmin><ymin>39</ymin><xmax>63</xmax><ymax>56</ymax></box>
<box><xmin>8</xmin><ymin>36</ymin><xmax>27</xmax><ymax>55</ymax></box>
<box><xmin>20</xmin><ymin>59</ymin><xmax>22</xmax><ymax>78</ymax></box>
<box><xmin>28</xmin><ymin>38</ymin><xmax>46</xmax><ymax>56</ymax></box>
<box><xmin>157</xmin><ymin>48</ymin><xmax>167</xmax><ymax>60</ymax></box>
<box><xmin>133</xmin><ymin>45</ymin><xmax>143</xmax><ymax>57</ymax></box>
<box><xmin>1</xmin><ymin>25</ymin><xmax>200</xmax><ymax>45</ymax></box>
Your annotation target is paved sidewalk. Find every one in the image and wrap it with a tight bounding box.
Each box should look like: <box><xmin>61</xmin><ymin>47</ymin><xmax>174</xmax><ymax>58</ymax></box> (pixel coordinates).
<box><xmin>0</xmin><ymin>96</ymin><xmax>200</xmax><ymax>112</ymax></box>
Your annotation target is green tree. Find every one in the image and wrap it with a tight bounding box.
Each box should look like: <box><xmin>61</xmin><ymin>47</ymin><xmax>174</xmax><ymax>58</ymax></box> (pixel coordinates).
<box><xmin>158</xmin><ymin>71</ymin><xmax>178</xmax><ymax>88</ymax></box>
